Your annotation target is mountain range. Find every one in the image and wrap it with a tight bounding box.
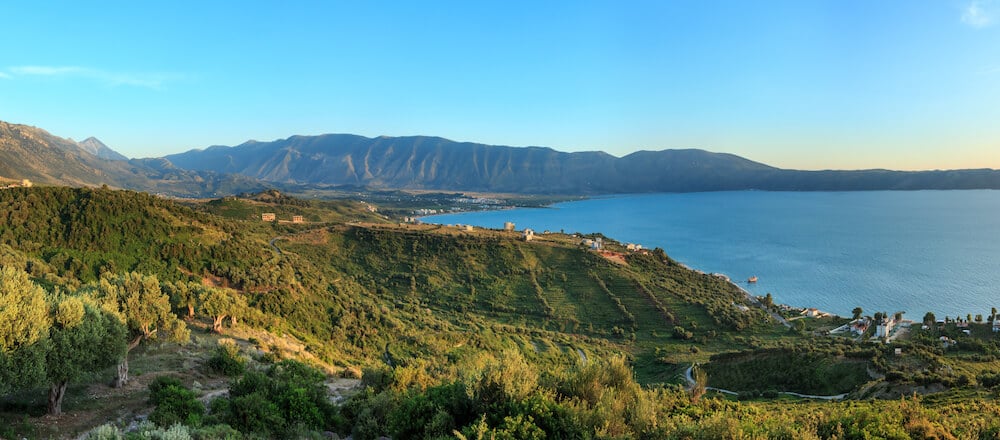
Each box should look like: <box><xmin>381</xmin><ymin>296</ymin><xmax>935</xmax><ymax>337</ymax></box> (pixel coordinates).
<box><xmin>164</xmin><ymin>133</ymin><xmax>1000</xmax><ymax>193</ymax></box>
<box><xmin>3</xmin><ymin>119</ymin><xmax>1000</xmax><ymax>195</ymax></box>
<box><xmin>0</xmin><ymin>120</ymin><xmax>264</xmax><ymax>196</ymax></box>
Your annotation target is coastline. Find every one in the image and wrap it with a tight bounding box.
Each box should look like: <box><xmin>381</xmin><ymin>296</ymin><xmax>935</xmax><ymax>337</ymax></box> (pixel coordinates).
<box><xmin>419</xmin><ymin>191</ymin><xmax>1000</xmax><ymax>319</ymax></box>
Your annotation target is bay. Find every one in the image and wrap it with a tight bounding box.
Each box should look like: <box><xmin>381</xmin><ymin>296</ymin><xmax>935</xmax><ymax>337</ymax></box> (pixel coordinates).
<box><xmin>425</xmin><ymin>190</ymin><xmax>1000</xmax><ymax>319</ymax></box>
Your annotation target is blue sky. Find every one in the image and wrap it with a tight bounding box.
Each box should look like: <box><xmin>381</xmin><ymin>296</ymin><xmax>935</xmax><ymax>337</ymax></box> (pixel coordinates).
<box><xmin>2</xmin><ymin>1</ymin><xmax>999</xmax><ymax>170</ymax></box>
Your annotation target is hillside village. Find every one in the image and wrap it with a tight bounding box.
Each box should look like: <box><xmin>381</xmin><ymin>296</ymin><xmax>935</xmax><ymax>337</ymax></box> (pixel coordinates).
<box><xmin>0</xmin><ymin>178</ymin><xmax>32</xmax><ymax>190</ymax></box>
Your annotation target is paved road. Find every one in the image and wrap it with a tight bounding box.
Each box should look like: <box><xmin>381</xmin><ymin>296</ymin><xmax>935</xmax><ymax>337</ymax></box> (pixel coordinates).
<box><xmin>269</xmin><ymin>237</ymin><xmax>283</xmax><ymax>255</ymax></box>
<box><xmin>684</xmin><ymin>364</ymin><xmax>846</xmax><ymax>400</ymax></box>
<box><xmin>732</xmin><ymin>282</ymin><xmax>791</xmax><ymax>328</ymax></box>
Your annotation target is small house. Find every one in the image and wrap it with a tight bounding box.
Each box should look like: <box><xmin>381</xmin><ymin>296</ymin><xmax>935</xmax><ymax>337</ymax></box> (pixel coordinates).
<box><xmin>504</xmin><ymin>222</ymin><xmax>515</xmax><ymax>231</ymax></box>
<box><xmin>261</xmin><ymin>213</ymin><xmax>276</xmax><ymax>222</ymax></box>
<box><xmin>523</xmin><ymin>228</ymin><xmax>534</xmax><ymax>241</ymax></box>
<box><xmin>876</xmin><ymin>318</ymin><xmax>893</xmax><ymax>338</ymax></box>
<box><xmin>292</xmin><ymin>215</ymin><xmax>304</xmax><ymax>223</ymax></box>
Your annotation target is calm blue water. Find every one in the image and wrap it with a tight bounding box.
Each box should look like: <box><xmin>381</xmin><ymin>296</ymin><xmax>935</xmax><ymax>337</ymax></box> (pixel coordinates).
<box><xmin>426</xmin><ymin>191</ymin><xmax>1000</xmax><ymax>319</ymax></box>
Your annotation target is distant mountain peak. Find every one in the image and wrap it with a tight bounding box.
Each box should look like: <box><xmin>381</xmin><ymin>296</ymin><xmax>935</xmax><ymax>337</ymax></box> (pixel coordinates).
<box><xmin>77</xmin><ymin>136</ymin><xmax>129</xmax><ymax>161</ymax></box>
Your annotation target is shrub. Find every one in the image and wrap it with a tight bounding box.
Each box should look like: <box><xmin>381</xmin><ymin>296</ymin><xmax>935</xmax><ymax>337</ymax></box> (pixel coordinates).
<box><xmin>149</xmin><ymin>376</ymin><xmax>185</xmax><ymax>403</ymax></box>
<box><xmin>474</xmin><ymin>350</ymin><xmax>539</xmax><ymax>408</ymax></box>
<box><xmin>131</xmin><ymin>422</ymin><xmax>194</xmax><ymax>440</ymax></box>
<box><xmin>673</xmin><ymin>326</ymin><xmax>693</xmax><ymax>340</ymax></box>
<box><xmin>191</xmin><ymin>424</ymin><xmax>241</xmax><ymax>440</ymax></box>
<box><xmin>206</xmin><ymin>341</ymin><xmax>245</xmax><ymax>377</ymax></box>
<box><xmin>226</xmin><ymin>392</ymin><xmax>285</xmax><ymax>437</ymax></box>
<box><xmin>148</xmin><ymin>379</ymin><xmax>205</xmax><ymax>428</ymax></box>
<box><xmin>219</xmin><ymin>360</ymin><xmax>336</xmax><ymax>437</ymax></box>
<box><xmin>86</xmin><ymin>424</ymin><xmax>124</xmax><ymax>440</ymax></box>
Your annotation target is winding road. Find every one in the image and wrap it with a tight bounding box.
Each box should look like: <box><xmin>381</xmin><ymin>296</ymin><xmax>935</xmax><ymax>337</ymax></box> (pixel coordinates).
<box><xmin>269</xmin><ymin>236</ymin><xmax>283</xmax><ymax>255</ymax></box>
<box><xmin>733</xmin><ymin>282</ymin><xmax>792</xmax><ymax>328</ymax></box>
<box><xmin>684</xmin><ymin>364</ymin><xmax>846</xmax><ymax>400</ymax></box>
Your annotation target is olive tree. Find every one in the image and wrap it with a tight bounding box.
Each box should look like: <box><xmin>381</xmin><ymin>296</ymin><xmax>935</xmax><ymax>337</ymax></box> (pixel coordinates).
<box><xmin>89</xmin><ymin>272</ymin><xmax>189</xmax><ymax>387</ymax></box>
<box><xmin>199</xmin><ymin>286</ymin><xmax>247</xmax><ymax>333</ymax></box>
<box><xmin>163</xmin><ymin>280</ymin><xmax>201</xmax><ymax>320</ymax></box>
<box><xmin>1</xmin><ymin>268</ymin><xmax>126</xmax><ymax>416</ymax></box>
<box><xmin>45</xmin><ymin>296</ymin><xmax>126</xmax><ymax>415</ymax></box>
<box><xmin>0</xmin><ymin>266</ymin><xmax>50</xmax><ymax>394</ymax></box>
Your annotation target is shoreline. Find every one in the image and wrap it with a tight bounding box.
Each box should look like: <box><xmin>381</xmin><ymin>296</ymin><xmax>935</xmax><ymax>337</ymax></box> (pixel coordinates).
<box><xmin>419</xmin><ymin>192</ymin><xmax>997</xmax><ymax>320</ymax></box>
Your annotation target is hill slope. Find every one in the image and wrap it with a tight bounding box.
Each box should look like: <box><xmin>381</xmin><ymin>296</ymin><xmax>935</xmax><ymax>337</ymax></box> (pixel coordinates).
<box><xmin>0</xmin><ymin>186</ymin><xmax>776</xmax><ymax>380</ymax></box>
<box><xmin>0</xmin><ymin>120</ymin><xmax>266</xmax><ymax>196</ymax></box>
<box><xmin>5</xmin><ymin>187</ymin><xmax>1000</xmax><ymax>439</ymax></box>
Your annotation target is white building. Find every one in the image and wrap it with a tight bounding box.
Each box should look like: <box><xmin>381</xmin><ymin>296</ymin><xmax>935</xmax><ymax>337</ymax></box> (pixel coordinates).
<box><xmin>876</xmin><ymin>318</ymin><xmax>894</xmax><ymax>338</ymax></box>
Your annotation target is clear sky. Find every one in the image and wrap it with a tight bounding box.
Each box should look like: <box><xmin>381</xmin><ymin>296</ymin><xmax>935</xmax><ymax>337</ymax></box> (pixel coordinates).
<box><xmin>2</xmin><ymin>1</ymin><xmax>999</xmax><ymax>170</ymax></box>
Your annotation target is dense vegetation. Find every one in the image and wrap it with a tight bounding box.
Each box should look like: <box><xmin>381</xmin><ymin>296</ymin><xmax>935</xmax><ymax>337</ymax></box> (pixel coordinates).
<box><xmin>3</xmin><ymin>186</ymin><xmax>1000</xmax><ymax>439</ymax></box>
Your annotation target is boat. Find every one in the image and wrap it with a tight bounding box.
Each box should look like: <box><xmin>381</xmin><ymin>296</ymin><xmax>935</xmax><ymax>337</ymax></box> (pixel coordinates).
<box><xmin>747</xmin><ymin>276</ymin><xmax>758</xmax><ymax>283</ymax></box>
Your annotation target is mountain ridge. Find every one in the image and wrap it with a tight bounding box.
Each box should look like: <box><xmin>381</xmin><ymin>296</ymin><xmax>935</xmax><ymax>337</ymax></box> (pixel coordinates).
<box><xmin>4</xmin><ymin>119</ymin><xmax>1000</xmax><ymax>195</ymax></box>
<box><xmin>0</xmin><ymin>120</ymin><xmax>266</xmax><ymax>196</ymax></box>
<box><xmin>163</xmin><ymin>133</ymin><xmax>1000</xmax><ymax>194</ymax></box>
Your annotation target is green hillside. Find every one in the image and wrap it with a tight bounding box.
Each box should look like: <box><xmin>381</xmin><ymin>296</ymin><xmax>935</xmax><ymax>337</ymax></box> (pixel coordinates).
<box><xmin>2</xmin><ymin>186</ymin><xmax>1000</xmax><ymax>438</ymax></box>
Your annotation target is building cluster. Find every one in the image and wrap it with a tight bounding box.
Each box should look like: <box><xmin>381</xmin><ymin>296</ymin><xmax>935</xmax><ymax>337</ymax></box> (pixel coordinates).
<box><xmin>849</xmin><ymin>319</ymin><xmax>869</xmax><ymax>336</ymax></box>
<box><xmin>801</xmin><ymin>308</ymin><xmax>831</xmax><ymax>318</ymax></box>
<box><xmin>452</xmin><ymin>196</ymin><xmax>505</xmax><ymax>205</ymax></box>
<box><xmin>1</xmin><ymin>179</ymin><xmax>32</xmax><ymax>189</ymax></box>
<box><xmin>580</xmin><ymin>237</ymin><xmax>602</xmax><ymax>250</ymax></box>
<box><xmin>875</xmin><ymin>315</ymin><xmax>897</xmax><ymax>338</ymax></box>
<box><xmin>261</xmin><ymin>213</ymin><xmax>304</xmax><ymax>223</ymax></box>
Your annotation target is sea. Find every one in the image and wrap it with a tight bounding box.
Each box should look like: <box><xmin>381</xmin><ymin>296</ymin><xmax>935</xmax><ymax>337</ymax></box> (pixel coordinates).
<box><xmin>425</xmin><ymin>190</ymin><xmax>1000</xmax><ymax>319</ymax></box>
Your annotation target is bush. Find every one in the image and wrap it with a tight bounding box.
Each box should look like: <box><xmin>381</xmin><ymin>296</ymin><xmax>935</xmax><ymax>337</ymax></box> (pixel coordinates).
<box><xmin>149</xmin><ymin>376</ymin><xmax>185</xmax><ymax>403</ymax></box>
<box><xmin>226</xmin><ymin>392</ymin><xmax>285</xmax><ymax>437</ymax></box>
<box><xmin>86</xmin><ymin>424</ymin><xmax>124</xmax><ymax>440</ymax></box>
<box><xmin>148</xmin><ymin>379</ymin><xmax>205</xmax><ymax>428</ymax></box>
<box><xmin>206</xmin><ymin>341</ymin><xmax>246</xmax><ymax>377</ymax></box>
<box><xmin>191</xmin><ymin>424</ymin><xmax>241</xmax><ymax>440</ymax></box>
<box><xmin>673</xmin><ymin>326</ymin><xmax>693</xmax><ymax>340</ymax></box>
<box><xmin>218</xmin><ymin>360</ymin><xmax>336</xmax><ymax>437</ymax></box>
<box><xmin>131</xmin><ymin>422</ymin><xmax>194</xmax><ymax>440</ymax></box>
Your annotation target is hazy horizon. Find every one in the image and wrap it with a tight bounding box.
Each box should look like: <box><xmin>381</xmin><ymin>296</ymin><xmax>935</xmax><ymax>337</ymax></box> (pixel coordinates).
<box><xmin>3</xmin><ymin>1</ymin><xmax>999</xmax><ymax>171</ymax></box>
